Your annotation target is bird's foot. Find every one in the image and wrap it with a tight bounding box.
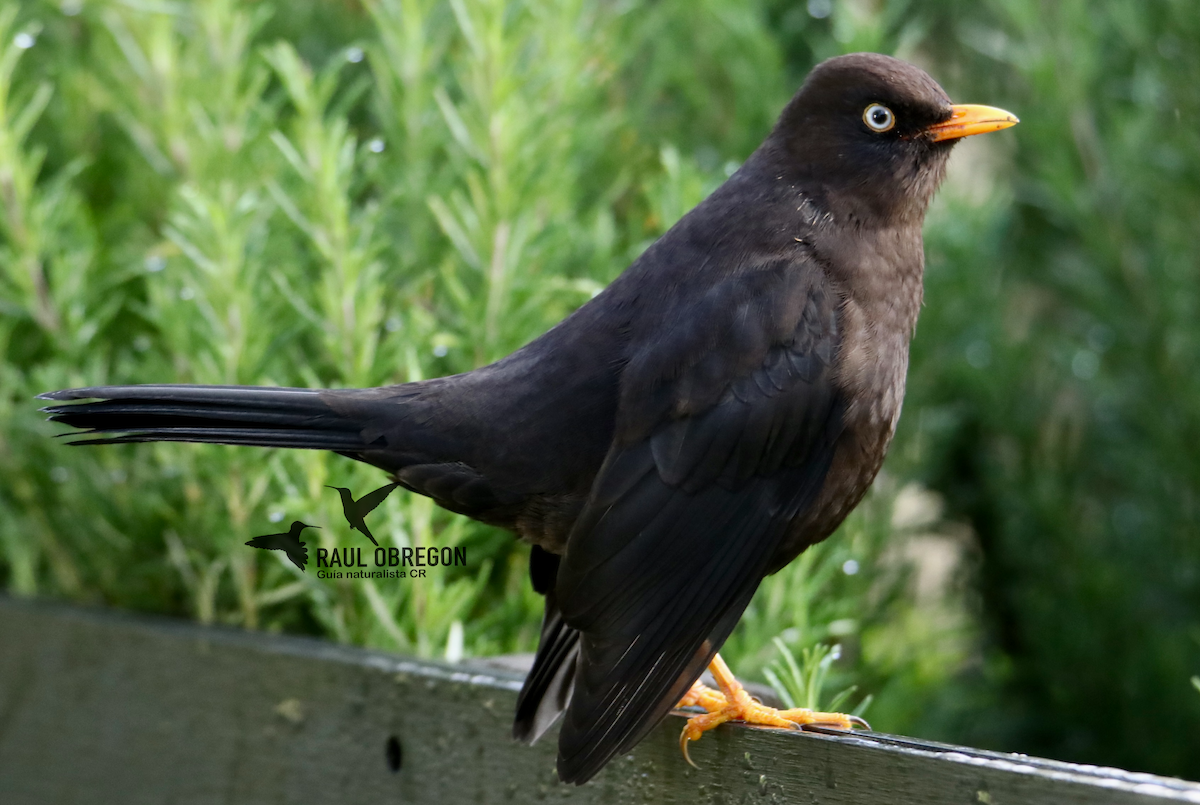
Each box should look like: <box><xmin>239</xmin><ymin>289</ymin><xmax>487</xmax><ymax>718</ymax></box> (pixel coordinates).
<box><xmin>676</xmin><ymin>653</ymin><xmax>868</xmax><ymax>767</ymax></box>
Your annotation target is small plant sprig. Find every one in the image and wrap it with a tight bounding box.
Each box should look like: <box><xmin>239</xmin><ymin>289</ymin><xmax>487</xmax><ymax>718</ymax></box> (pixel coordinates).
<box><xmin>763</xmin><ymin>637</ymin><xmax>872</xmax><ymax>719</ymax></box>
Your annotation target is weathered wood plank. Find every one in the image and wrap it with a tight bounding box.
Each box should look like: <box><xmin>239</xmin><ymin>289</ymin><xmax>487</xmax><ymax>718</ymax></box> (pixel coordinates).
<box><xmin>0</xmin><ymin>597</ymin><xmax>1196</xmax><ymax>804</ymax></box>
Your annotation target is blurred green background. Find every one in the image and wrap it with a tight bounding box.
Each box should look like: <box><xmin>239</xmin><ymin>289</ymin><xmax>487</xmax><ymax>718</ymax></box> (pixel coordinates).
<box><xmin>2</xmin><ymin>0</ymin><xmax>1198</xmax><ymax>780</ymax></box>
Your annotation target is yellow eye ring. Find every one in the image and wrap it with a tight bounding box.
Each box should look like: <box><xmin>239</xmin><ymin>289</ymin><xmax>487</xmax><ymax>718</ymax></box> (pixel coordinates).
<box><xmin>863</xmin><ymin>104</ymin><xmax>895</xmax><ymax>132</ymax></box>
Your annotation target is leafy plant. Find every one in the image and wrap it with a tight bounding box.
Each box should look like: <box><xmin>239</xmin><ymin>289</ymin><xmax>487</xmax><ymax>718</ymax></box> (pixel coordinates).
<box><xmin>764</xmin><ymin>638</ymin><xmax>872</xmax><ymax>718</ymax></box>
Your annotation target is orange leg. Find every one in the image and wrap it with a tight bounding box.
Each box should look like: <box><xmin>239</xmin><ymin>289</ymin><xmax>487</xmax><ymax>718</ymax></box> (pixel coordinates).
<box><xmin>676</xmin><ymin>653</ymin><xmax>869</xmax><ymax>766</ymax></box>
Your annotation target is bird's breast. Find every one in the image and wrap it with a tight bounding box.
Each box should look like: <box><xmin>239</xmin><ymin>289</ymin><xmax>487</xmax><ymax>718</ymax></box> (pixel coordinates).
<box><xmin>774</xmin><ymin>241</ymin><xmax>922</xmax><ymax>564</ymax></box>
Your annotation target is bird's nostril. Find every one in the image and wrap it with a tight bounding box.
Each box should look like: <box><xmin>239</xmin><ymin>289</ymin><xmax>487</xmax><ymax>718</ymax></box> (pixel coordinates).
<box><xmin>386</xmin><ymin>735</ymin><xmax>402</xmax><ymax>773</ymax></box>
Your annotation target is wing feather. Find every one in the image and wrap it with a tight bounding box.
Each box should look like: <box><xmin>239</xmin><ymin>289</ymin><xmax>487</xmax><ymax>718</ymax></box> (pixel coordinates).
<box><xmin>549</xmin><ymin>264</ymin><xmax>844</xmax><ymax>783</ymax></box>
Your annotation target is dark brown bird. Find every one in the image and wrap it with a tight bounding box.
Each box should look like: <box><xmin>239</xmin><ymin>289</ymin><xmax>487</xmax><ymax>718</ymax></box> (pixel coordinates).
<box><xmin>39</xmin><ymin>54</ymin><xmax>1016</xmax><ymax>783</ymax></box>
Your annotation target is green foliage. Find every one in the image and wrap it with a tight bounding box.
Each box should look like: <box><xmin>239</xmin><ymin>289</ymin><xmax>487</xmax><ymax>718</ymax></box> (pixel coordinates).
<box><xmin>881</xmin><ymin>0</ymin><xmax>1200</xmax><ymax>779</ymax></box>
<box><xmin>4</xmin><ymin>0</ymin><xmax>1199</xmax><ymax>782</ymax></box>
<box><xmin>764</xmin><ymin>638</ymin><xmax>871</xmax><ymax>718</ymax></box>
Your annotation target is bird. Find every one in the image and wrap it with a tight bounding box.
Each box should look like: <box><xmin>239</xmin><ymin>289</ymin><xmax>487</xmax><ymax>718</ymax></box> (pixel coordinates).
<box><xmin>325</xmin><ymin>482</ymin><xmax>399</xmax><ymax>546</ymax></box>
<box><xmin>245</xmin><ymin>521</ymin><xmax>317</xmax><ymax>572</ymax></box>
<box><xmin>38</xmin><ymin>53</ymin><xmax>1016</xmax><ymax>783</ymax></box>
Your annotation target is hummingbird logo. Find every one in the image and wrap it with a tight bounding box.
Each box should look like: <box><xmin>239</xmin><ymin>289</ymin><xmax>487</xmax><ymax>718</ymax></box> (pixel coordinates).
<box><xmin>325</xmin><ymin>482</ymin><xmax>398</xmax><ymax>546</ymax></box>
<box><xmin>245</xmin><ymin>521</ymin><xmax>318</xmax><ymax>571</ymax></box>
<box><xmin>245</xmin><ymin>482</ymin><xmax>397</xmax><ymax>570</ymax></box>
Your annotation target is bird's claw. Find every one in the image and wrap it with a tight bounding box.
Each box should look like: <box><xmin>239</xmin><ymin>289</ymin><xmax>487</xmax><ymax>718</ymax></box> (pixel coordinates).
<box><xmin>674</xmin><ymin>654</ymin><xmax>870</xmax><ymax>769</ymax></box>
<box><xmin>679</xmin><ymin>727</ymin><xmax>700</xmax><ymax>769</ymax></box>
<box><xmin>678</xmin><ymin>703</ymin><xmax>869</xmax><ymax>767</ymax></box>
<box><xmin>799</xmin><ymin>713</ymin><xmax>872</xmax><ymax>731</ymax></box>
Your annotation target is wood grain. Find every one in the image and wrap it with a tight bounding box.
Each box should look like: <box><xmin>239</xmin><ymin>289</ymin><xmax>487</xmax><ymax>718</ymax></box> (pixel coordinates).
<box><xmin>0</xmin><ymin>597</ymin><xmax>1196</xmax><ymax>804</ymax></box>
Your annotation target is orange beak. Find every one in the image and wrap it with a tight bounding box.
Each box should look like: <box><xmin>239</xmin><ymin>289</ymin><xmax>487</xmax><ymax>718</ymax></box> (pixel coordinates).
<box><xmin>924</xmin><ymin>104</ymin><xmax>1019</xmax><ymax>142</ymax></box>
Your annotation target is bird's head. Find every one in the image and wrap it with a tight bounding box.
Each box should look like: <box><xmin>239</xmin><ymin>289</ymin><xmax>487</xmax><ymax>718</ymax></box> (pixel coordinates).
<box><xmin>293</xmin><ymin>521</ymin><xmax>318</xmax><ymax>531</ymax></box>
<box><xmin>770</xmin><ymin>53</ymin><xmax>1017</xmax><ymax>226</ymax></box>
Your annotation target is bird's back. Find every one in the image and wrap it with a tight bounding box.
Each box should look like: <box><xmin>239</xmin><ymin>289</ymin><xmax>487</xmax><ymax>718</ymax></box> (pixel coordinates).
<box><xmin>327</xmin><ymin>151</ymin><xmax>838</xmax><ymax>550</ymax></box>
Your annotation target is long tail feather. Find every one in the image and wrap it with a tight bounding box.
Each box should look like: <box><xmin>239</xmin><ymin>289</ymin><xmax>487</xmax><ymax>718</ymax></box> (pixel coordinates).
<box><xmin>38</xmin><ymin>385</ymin><xmax>374</xmax><ymax>452</ymax></box>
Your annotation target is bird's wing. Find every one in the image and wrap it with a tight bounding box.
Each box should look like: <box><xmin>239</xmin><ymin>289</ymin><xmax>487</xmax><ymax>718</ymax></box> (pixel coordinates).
<box><xmin>552</xmin><ymin>260</ymin><xmax>844</xmax><ymax>782</ymax></box>
<box><xmin>355</xmin><ymin>482</ymin><xmax>399</xmax><ymax>517</ymax></box>
<box><xmin>245</xmin><ymin>534</ymin><xmax>285</xmax><ymax>550</ymax></box>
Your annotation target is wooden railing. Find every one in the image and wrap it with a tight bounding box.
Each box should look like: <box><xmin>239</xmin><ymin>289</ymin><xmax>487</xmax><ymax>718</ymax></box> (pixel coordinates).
<box><xmin>1</xmin><ymin>597</ymin><xmax>1197</xmax><ymax>804</ymax></box>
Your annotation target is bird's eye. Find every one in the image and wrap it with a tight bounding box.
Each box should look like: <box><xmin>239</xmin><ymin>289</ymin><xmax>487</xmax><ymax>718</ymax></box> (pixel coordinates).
<box><xmin>863</xmin><ymin>104</ymin><xmax>895</xmax><ymax>133</ymax></box>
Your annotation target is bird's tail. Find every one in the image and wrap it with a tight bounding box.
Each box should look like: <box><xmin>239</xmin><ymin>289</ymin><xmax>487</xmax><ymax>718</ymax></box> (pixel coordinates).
<box><xmin>38</xmin><ymin>384</ymin><xmax>378</xmax><ymax>454</ymax></box>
